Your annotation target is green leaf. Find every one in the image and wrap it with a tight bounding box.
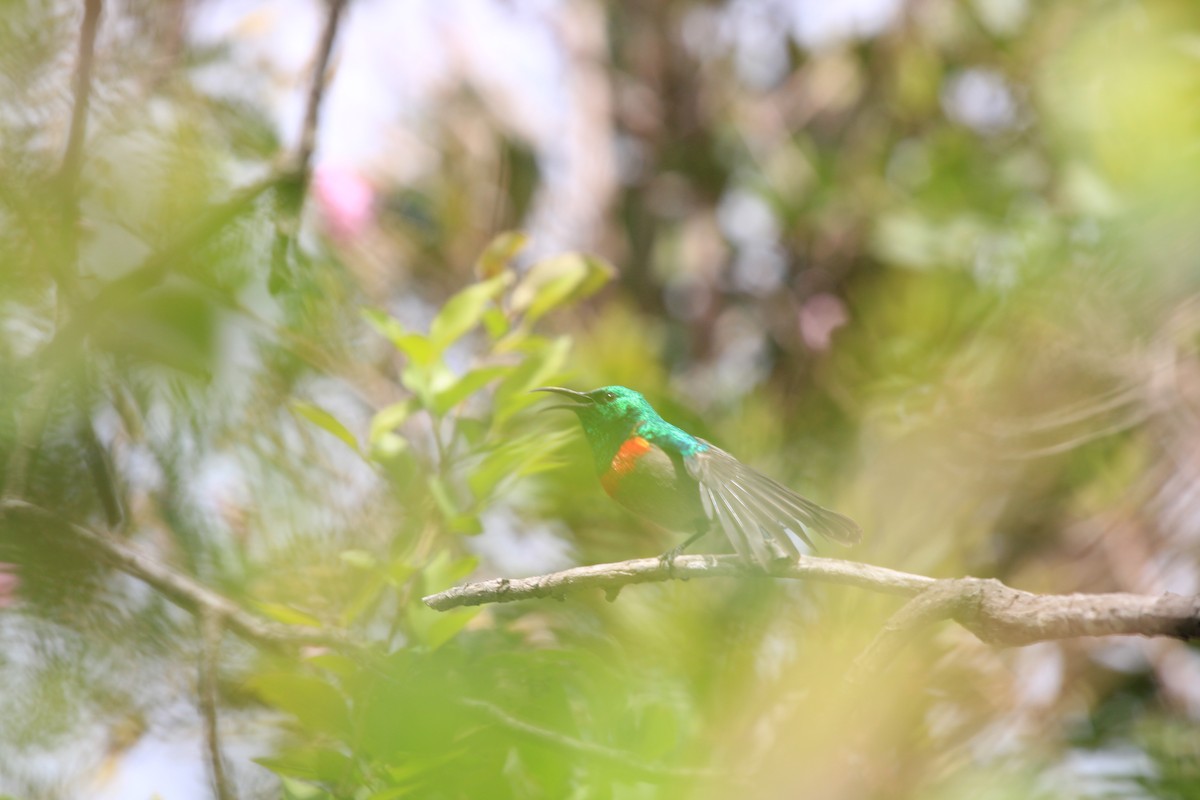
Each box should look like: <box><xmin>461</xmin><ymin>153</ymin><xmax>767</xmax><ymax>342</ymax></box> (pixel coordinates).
<box><xmin>339</xmin><ymin>549</ymin><xmax>378</xmax><ymax>570</ymax></box>
<box><xmin>386</xmin><ymin>560</ymin><xmax>417</xmax><ymax>587</ymax></box>
<box><xmin>511</xmin><ymin>253</ymin><xmax>615</xmax><ymax>323</ymax></box>
<box><xmin>369</xmin><ymin>400</ymin><xmax>415</xmax><ymax>444</ymax></box>
<box><xmin>340</xmin><ymin>572</ymin><xmax>387</xmax><ymax>626</ymax></box>
<box><xmin>279</xmin><ymin>776</ymin><xmax>327</xmax><ymax>799</ymax></box>
<box><xmin>291</xmin><ymin>401</ymin><xmax>359</xmax><ymax>453</ymax></box>
<box><xmin>447</xmin><ymin>513</ymin><xmax>482</xmax><ymax>535</ymax></box>
<box><xmin>429</xmin><ymin>272</ymin><xmax>511</xmax><ymax>351</ymax></box>
<box><xmin>491</xmin><ymin>336</ymin><xmax>572</xmax><ymax>425</ymax></box>
<box><xmin>255</xmin><ymin>747</ymin><xmax>353</xmax><ymax>783</ymax></box>
<box><xmin>425</xmin><ymin>477</ymin><xmax>481</xmax><ymax>533</ymax></box>
<box><xmin>467</xmin><ymin>429</ymin><xmax>574</xmax><ymax>500</ymax></box>
<box><xmin>362</xmin><ymin>307</ymin><xmax>404</xmax><ymax>340</ymax></box>
<box><xmin>427</xmin><ymin>475</ymin><xmax>459</xmax><ymax>520</ymax></box>
<box><xmin>368</xmin><ymin>750</ymin><xmax>468</xmax><ymax>799</ymax></box>
<box><xmin>367</xmin><ymin>787</ymin><xmax>422</xmax><ymax>800</ymax></box>
<box><xmin>247</xmin><ymin>673</ymin><xmax>352</xmax><ymax>739</ymax></box>
<box><xmin>362</xmin><ymin>309</ymin><xmax>437</xmax><ymax>365</ymax></box>
<box><xmin>637</xmin><ymin>702</ymin><xmax>682</xmax><ymax>760</ymax></box>
<box><xmin>400</xmin><ymin>362</ymin><xmax>433</xmax><ymax>408</ymax></box>
<box><xmin>395</xmin><ymin>333</ymin><xmax>437</xmax><ymax>365</ymax></box>
<box><xmin>306</xmin><ymin>652</ymin><xmax>361</xmax><ymax>678</ymax></box>
<box><xmin>409</xmin><ymin>604</ymin><xmax>480</xmax><ymax>650</ymax></box>
<box><xmin>481</xmin><ymin>307</ymin><xmax>510</xmax><ymax>339</ymax></box>
<box><xmin>431</xmin><ymin>365</ymin><xmax>511</xmax><ymax>415</ymax></box>
<box><xmin>474</xmin><ymin>230</ymin><xmax>529</xmax><ymax>279</ymax></box>
<box><xmin>255</xmin><ymin>601</ymin><xmax>325</xmax><ymax>628</ymax></box>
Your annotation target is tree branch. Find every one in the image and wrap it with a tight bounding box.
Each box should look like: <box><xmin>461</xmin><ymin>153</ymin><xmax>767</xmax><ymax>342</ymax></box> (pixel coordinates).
<box><xmin>0</xmin><ymin>499</ymin><xmax>353</xmax><ymax>651</ymax></box>
<box><xmin>295</xmin><ymin>0</ymin><xmax>348</xmax><ymax>189</ymax></box>
<box><xmin>849</xmin><ymin>577</ymin><xmax>1200</xmax><ymax>680</ymax></box>
<box><xmin>422</xmin><ymin>554</ymin><xmax>935</xmax><ymax>610</ymax></box>
<box><xmin>58</xmin><ymin>0</ymin><xmax>103</xmax><ymax>199</ymax></box>
<box><xmin>269</xmin><ymin>0</ymin><xmax>348</xmax><ymax>286</ymax></box>
<box><xmin>200</xmin><ymin>610</ymin><xmax>236</xmax><ymax>800</ymax></box>
<box><xmin>5</xmin><ymin>0</ymin><xmax>105</xmax><ymax>501</ymax></box>
<box><xmin>423</xmin><ymin>557</ymin><xmax>1200</xmax><ymax>660</ymax></box>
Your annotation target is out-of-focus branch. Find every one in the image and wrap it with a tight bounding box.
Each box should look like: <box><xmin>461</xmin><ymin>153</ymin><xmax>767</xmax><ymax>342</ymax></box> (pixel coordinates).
<box><xmin>461</xmin><ymin>698</ymin><xmax>725</xmax><ymax>783</ymax></box>
<box><xmin>200</xmin><ymin>611</ymin><xmax>236</xmax><ymax>800</ymax></box>
<box><xmin>0</xmin><ymin>499</ymin><xmax>353</xmax><ymax>651</ymax></box>
<box><xmin>849</xmin><ymin>577</ymin><xmax>1200</xmax><ymax>681</ymax></box>
<box><xmin>295</xmin><ymin>0</ymin><xmax>348</xmax><ymax>189</ymax></box>
<box><xmin>422</xmin><ymin>554</ymin><xmax>936</xmax><ymax>610</ymax></box>
<box><xmin>41</xmin><ymin>170</ymin><xmax>281</xmax><ymax>365</ymax></box>
<box><xmin>4</xmin><ymin>0</ymin><xmax>105</xmax><ymax>501</ymax></box>
<box><xmin>270</xmin><ymin>0</ymin><xmax>348</xmax><ymax>285</ymax></box>
<box><xmin>59</xmin><ymin>0</ymin><xmax>103</xmax><ymax>198</ymax></box>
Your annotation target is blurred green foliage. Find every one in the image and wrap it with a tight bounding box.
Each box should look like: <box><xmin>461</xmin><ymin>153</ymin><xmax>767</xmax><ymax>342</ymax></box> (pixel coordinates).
<box><xmin>3</xmin><ymin>0</ymin><xmax>1200</xmax><ymax>798</ymax></box>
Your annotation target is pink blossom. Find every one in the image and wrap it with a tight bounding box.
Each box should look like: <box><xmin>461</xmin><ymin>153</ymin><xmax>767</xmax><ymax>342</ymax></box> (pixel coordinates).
<box><xmin>313</xmin><ymin>165</ymin><xmax>375</xmax><ymax>242</ymax></box>
<box><xmin>0</xmin><ymin>562</ymin><xmax>20</xmax><ymax>608</ymax></box>
<box><xmin>798</xmin><ymin>292</ymin><xmax>849</xmax><ymax>352</ymax></box>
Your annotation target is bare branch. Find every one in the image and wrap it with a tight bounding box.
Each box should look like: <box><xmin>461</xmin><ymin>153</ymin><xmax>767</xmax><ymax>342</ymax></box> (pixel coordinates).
<box><xmin>425</xmin><ymin>557</ymin><xmax>1200</xmax><ymax>668</ymax></box>
<box><xmin>270</xmin><ymin>0</ymin><xmax>349</xmax><ymax>284</ymax></box>
<box><xmin>58</xmin><ymin>0</ymin><xmax>103</xmax><ymax>197</ymax></box>
<box><xmin>295</xmin><ymin>0</ymin><xmax>349</xmax><ymax>188</ymax></box>
<box><xmin>422</xmin><ymin>554</ymin><xmax>936</xmax><ymax>611</ymax></box>
<box><xmin>0</xmin><ymin>499</ymin><xmax>353</xmax><ymax>651</ymax></box>
<box><xmin>200</xmin><ymin>611</ymin><xmax>236</xmax><ymax>800</ymax></box>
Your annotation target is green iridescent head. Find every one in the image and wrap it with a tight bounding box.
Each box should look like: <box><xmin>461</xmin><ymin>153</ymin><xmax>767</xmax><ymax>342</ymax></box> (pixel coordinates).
<box><xmin>534</xmin><ymin>385</ymin><xmax>661</xmax><ymax>471</ymax></box>
<box><xmin>534</xmin><ymin>385</ymin><xmax>656</xmax><ymax>427</ymax></box>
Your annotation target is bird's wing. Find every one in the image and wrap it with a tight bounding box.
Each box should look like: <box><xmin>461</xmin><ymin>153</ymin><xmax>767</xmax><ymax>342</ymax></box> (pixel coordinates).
<box><xmin>683</xmin><ymin>442</ymin><xmax>861</xmax><ymax>565</ymax></box>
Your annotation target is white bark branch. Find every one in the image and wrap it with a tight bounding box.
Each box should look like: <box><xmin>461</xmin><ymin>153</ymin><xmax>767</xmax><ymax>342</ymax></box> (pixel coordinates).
<box><xmin>422</xmin><ymin>554</ymin><xmax>936</xmax><ymax>611</ymax></box>
<box><xmin>423</xmin><ymin>556</ymin><xmax>1200</xmax><ymax>666</ymax></box>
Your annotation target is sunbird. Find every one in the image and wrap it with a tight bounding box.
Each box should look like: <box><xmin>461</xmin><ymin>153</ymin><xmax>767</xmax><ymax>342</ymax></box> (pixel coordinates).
<box><xmin>536</xmin><ymin>385</ymin><xmax>861</xmax><ymax>566</ymax></box>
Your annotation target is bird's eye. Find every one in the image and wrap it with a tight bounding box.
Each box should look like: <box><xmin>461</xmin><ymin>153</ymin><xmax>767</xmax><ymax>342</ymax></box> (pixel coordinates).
<box><xmin>603</xmin><ymin>391</ymin><xmax>616</xmax><ymax>401</ymax></box>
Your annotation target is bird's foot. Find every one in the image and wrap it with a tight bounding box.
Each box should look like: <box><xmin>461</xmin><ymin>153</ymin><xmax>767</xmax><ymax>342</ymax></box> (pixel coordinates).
<box><xmin>658</xmin><ymin>546</ymin><xmax>685</xmax><ymax>578</ymax></box>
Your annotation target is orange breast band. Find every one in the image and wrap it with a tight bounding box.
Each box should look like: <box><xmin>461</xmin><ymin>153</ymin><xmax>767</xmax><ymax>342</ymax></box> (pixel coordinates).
<box><xmin>600</xmin><ymin>436</ymin><xmax>652</xmax><ymax>495</ymax></box>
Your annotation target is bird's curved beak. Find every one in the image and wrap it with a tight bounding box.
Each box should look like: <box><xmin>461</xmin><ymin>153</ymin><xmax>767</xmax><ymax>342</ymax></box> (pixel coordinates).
<box><xmin>533</xmin><ymin>386</ymin><xmax>592</xmax><ymax>412</ymax></box>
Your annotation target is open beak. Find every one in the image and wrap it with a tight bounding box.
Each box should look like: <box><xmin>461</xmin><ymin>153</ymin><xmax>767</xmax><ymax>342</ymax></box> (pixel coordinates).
<box><xmin>533</xmin><ymin>386</ymin><xmax>593</xmax><ymax>412</ymax></box>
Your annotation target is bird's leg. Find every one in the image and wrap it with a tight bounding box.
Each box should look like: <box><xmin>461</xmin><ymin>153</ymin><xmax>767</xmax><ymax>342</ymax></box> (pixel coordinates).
<box><xmin>659</xmin><ymin>521</ymin><xmax>708</xmax><ymax>575</ymax></box>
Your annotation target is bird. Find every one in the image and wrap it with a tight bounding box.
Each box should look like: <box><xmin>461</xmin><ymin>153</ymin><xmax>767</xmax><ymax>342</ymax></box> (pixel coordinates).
<box><xmin>535</xmin><ymin>385</ymin><xmax>861</xmax><ymax>567</ymax></box>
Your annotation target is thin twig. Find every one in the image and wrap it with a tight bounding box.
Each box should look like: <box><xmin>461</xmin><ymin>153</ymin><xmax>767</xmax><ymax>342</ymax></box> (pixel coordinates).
<box><xmin>59</xmin><ymin>0</ymin><xmax>103</xmax><ymax>197</ymax></box>
<box><xmin>295</xmin><ymin>0</ymin><xmax>349</xmax><ymax>190</ymax></box>
<box><xmin>1</xmin><ymin>377</ymin><xmax>58</xmax><ymax>502</ymax></box>
<box><xmin>0</xmin><ymin>499</ymin><xmax>353</xmax><ymax>651</ymax></box>
<box><xmin>270</xmin><ymin>0</ymin><xmax>349</xmax><ymax>285</ymax></box>
<box><xmin>200</xmin><ymin>610</ymin><xmax>236</xmax><ymax>800</ymax></box>
<box><xmin>462</xmin><ymin>698</ymin><xmax>725</xmax><ymax>783</ymax></box>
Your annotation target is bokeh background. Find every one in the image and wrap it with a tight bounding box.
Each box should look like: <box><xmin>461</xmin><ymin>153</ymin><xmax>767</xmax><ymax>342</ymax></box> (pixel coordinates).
<box><xmin>3</xmin><ymin>0</ymin><xmax>1200</xmax><ymax>797</ymax></box>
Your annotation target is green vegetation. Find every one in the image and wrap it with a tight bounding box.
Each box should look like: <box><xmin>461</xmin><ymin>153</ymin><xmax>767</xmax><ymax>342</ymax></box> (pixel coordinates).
<box><xmin>2</xmin><ymin>1</ymin><xmax>1200</xmax><ymax>798</ymax></box>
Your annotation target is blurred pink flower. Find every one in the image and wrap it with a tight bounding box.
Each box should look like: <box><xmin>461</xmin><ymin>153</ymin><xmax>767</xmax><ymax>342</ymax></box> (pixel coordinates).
<box><xmin>798</xmin><ymin>292</ymin><xmax>849</xmax><ymax>352</ymax></box>
<box><xmin>0</xmin><ymin>562</ymin><xmax>20</xmax><ymax>608</ymax></box>
<box><xmin>313</xmin><ymin>165</ymin><xmax>375</xmax><ymax>241</ymax></box>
